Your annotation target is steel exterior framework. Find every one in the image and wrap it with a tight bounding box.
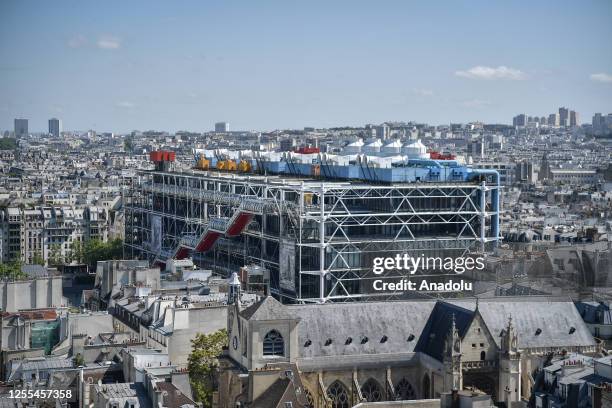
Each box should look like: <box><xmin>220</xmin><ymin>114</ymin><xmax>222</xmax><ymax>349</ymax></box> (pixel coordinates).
<box><xmin>124</xmin><ymin>169</ymin><xmax>500</xmax><ymax>303</ymax></box>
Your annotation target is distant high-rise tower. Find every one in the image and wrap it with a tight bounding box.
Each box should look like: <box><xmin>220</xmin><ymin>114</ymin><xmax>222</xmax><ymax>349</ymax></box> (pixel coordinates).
<box><xmin>592</xmin><ymin>113</ymin><xmax>603</xmax><ymax>133</ymax></box>
<box><xmin>548</xmin><ymin>113</ymin><xmax>560</xmax><ymax>127</ymax></box>
<box><xmin>14</xmin><ymin>118</ymin><xmax>28</xmax><ymax>137</ymax></box>
<box><xmin>558</xmin><ymin>107</ymin><xmax>569</xmax><ymax>127</ymax></box>
<box><xmin>376</xmin><ymin>123</ymin><xmax>390</xmax><ymax>140</ymax></box>
<box><xmin>48</xmin><ymin>118</ymin><xmax>62</xmax><ymax>137</ymax></box>
<box><xmin>512</xmin><ymin>114</ymin><xmax>527</xmax><ymax>127</ymax></box>
<box><xmin>569</xmin><ymin>111</ymin><xmax>580</xmax><ymax>127</ymax></box>
<box><xmin>215</xmin><ymin>122</ymin><xmax>229</xmax><ymax>133</ymax></box>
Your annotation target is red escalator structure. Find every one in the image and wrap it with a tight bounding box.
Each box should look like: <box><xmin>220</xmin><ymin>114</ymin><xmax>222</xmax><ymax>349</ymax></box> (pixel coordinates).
<box><xmin>153</xmin><ymin>198</ymin><xmax>266</xmax><ymax>266</ymax></box>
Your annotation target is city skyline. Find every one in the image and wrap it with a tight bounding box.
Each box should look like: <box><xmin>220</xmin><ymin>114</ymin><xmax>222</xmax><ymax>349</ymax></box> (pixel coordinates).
<box><xmin>1</xmin><ymin>0</ymin><xmax>612</xmax><ymax>132</ymax></box>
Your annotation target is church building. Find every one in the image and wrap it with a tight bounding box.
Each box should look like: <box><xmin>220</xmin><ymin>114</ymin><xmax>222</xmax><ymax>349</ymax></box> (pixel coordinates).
<box><xmin>218</xmin><ymin>277</ymin><xmax>598</xmax><ymax>407</ymax></box>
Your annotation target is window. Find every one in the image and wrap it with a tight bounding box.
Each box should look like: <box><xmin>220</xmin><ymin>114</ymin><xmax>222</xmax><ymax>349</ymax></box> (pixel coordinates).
<box><xmin>361</xmin><ymin>379</ymin><xmax>383</xmax><ymax>402</ymax></box>
<box><xmin>304</xmin><ymin>389</ymin><xmax>314</xmax><ymax>408</ymax></box>
<box><xmin>480</xmin><ymin>351</ymin><xmax>486</xmax><ymax>361</ymax></box>
<box><xmin>395</xmin><ymin>378</ymin><xmax>416</xmax><ymax>400</ymax></box>
<box><xmin>327</xmin><ymin>381</ymin><xmax>350</xmax><ymax>408</ymax></box>
<box><xmin>263</xmin><ymin>330</ymin><xmax>284</xmax><ymax>356</ymax></box>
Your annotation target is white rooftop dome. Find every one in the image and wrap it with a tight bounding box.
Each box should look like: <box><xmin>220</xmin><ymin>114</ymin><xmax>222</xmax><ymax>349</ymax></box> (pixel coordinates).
<box><xmin>381</xmin><ymin>139</ymin><xmax>402</xmax><ymax>154</ymax></box>
<box><xmin>402</xmin><ymin>139</ymin><xmax>429</xmax><ymax>159</ymax></box>
<box><xmin>343</xmin><ymin>138</ymin><xmax>364</xmax><ymax>154</ymax></box>
<box><xmin>363</xmin><ymin>139</ymin><xmax>383</xmax><ymax>154</ymax></box>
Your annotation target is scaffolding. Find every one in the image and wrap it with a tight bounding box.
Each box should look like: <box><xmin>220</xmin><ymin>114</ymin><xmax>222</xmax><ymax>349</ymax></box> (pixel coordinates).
<box><xmin>125</xmin><ymin>168</ymin><xmax>500</xmax><ymax>303</ymax></box>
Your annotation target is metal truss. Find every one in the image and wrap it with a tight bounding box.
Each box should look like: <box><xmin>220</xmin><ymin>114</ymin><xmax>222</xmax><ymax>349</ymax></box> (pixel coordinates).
<box><xmin>124</xmin><ymin>169</ymin><xmax>500</xmax><ymax>303</ymax></box>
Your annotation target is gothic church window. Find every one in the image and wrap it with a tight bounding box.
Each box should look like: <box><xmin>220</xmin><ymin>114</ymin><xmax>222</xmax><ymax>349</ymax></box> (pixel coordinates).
<box><xmin>263</xmin><ymin>330</ymin><xmax>284</xmax><ymax>356</ymax></box>
<box><xmin>361</xmin><ymin>379</ymin><xmax>383</xmax><ymax>402</ymax></box>
<box><xmin>395</xmin><ymin>378</ymin><xmax>416</xmax><ymax>400</ymax></box>
<box><xmin>327</xmin><ymin>380</ymin><xmax>350</xmax><ymax>408</ymax></box>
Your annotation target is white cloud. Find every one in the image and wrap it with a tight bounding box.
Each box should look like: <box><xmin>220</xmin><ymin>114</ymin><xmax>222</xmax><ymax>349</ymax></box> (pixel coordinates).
<box><xmin>116</xmin><ymin>101</ymin><xmax>135</xmax><ymax>108</ymax></box>
<box><xmin>455</xmin><ymin>66</ymin><xmax>526</xmax><ymax>80</ymax></box>
<box><xmin>590</xmin><ymin>73</ymin><xmax>612</xmax><ymax>83</ymax></box>
<box><xmin>68</xmin><ymin>34</ymin><xmax>87</xmax><ymax>48</ymax></box>
<box><xmin>97</xmin><ymin>36</ymin><xmax>121</xmax><ymax>50</ymax></box>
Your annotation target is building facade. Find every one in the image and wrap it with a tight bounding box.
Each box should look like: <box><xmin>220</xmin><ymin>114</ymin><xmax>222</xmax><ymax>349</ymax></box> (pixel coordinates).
<box><xmin>218</xmin><ymin>294</ymin><xmax>598</xmax><ymax>407</ymax></box>
<box><xmin>125</xmin><ymin>151</ymin><xmax>501</xmax><ymax>303</ymax></box>
<box><xmin>48</xmin><ymin>118</ymin><xmax>62</xmax><ymax>138</ymax></box>
<box><xmin>14</xmin><ymin>118</ymin><xmax>28</xmax><ymax>138</ymax></box>
<box><xmin>0</xmin><ymin>205</ymin><xmax>110</xmax><ymax>264</ymax></box>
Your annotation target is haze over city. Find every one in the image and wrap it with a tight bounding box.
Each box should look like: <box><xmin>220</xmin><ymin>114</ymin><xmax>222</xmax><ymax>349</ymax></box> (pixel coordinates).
<box><xmin>1</xmin><ymin>0</ymin><xmax>612</xmax><ymax>132</ymax></box>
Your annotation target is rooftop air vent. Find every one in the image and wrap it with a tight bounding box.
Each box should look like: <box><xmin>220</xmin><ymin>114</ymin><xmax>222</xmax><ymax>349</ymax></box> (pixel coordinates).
<box><xmin>304</xmin><ymin>339</ymin><xmax>312</xmax><ymax>347</ymax></box>
<box><xmin>325</xmin><ymin>338</ymin><xmax>333</xmax><ymax>346</ymax></box>
<box><xmin>360</xmin><ymin>336</ymin><xmax>369</xmax><ymax>344</ymax></box>
<box><xmin>345</xmin><ymin>337</ymin><xmax>352</xmax><ymax>345</ymax></box>
<box><xmin>380</xmin><ymin>335</ymin><xmax>388</xmax><ymax>343</ymax></box>
<box><xmin>535</xmin><ymin>328</ymin><xmax>542</xmax><ymax>336</ymax></box>
<box><xmin>569</xmin><ymin>327</ymin><xmax>576</xmax><ymax>334</ymax></box>
<box><xmin>407</xmin><ymin>334</ymin><xmax>415</xmax><ymax>342</ymax></box>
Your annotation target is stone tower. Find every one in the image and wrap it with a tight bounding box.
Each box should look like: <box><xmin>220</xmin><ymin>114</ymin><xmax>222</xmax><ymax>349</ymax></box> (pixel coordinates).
<box><xmin>499</xmin><ymin>315</ymin><xmax>521</xmax><ymax>403</ymax></box>
<box><xmin>444</xmin><ymin>314</ymin><xmax>463</xmax><ymax>391</ymax></box>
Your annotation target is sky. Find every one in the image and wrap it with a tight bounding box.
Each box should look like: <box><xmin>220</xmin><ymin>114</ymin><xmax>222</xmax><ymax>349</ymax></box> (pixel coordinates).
<box><xmin>1</xmin><ymin>0</ymin><xmax>611</xmax><ymax>133</ymax></box>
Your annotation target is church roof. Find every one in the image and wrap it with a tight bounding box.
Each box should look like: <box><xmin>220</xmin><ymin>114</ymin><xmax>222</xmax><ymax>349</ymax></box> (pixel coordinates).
<box><xmin>289</xmin><ymin>300</ymin><xmax>437</xmax><ymax>358</ymax></box>
<box><xmin>240</xmin><ymin>296</ymin><xmax>294</xmax><ymax>321</ymax></box>
<box><xmin>415</xmin><ymin>301</ymin><xmax>473</xmax><ymax>361</ymax></box>
<box><xmin>282</xmin><ymin>297</ymin><xmax>596</xmax><ymax>362</ymax></box>
<box><xmin>250</xmin><ymin>378</ymin><xmax>290</xmax><ymax>408</ymax></box>
<box><xmin>448</xmin><ymin>298</ymin><xmax>597</xmax><ymax>350</ymax></box>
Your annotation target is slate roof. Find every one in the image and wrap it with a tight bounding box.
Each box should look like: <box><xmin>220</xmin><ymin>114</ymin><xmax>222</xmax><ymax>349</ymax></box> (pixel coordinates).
<box><xmin>21</xmin><ymin>264</ymin><xmax>48</xmax><ymax>277</ymax></box>
<box><xmin>289</xmin><ymin>301</ymin><xmax>437</xmax><ymax>358</ymax></box>
<box><xmin>156</xmin><ymin>381</ymin><xmax>197</xmax><ymax>407</ymax></box>
<box><xmin>448</xmin><ymin>298</ymin><xmax>597</xmax><ymax>350</ymax></box>
<box><xmin>415</xmin><ymin>301</ymin><xmax>473</xmax><ymax>361</ymax></box>
<box><xmin>93</xmin><ymin>383</ymin><xmax>150</xmax><ymax>406</ymax></box>
<box><xmin>240</xmin><ymin>296</ymin><xmax>294</xmax><ymax>321</ymax></box>
<box><xmin>241</xmin><ymin>296</ymin><xmax>595</xmax><ymax>363</ymax></box>
<box><xmin>250</xmin><ymin>378</ymin><xmax>290</xmax><ymax>408</ymax></box>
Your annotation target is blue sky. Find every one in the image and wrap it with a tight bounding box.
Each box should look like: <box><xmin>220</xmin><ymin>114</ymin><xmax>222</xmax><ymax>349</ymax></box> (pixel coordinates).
<box><xmin>1</xmin><ymin>0</ymin><xmax>611</xmax><ymax>132</ymax></box>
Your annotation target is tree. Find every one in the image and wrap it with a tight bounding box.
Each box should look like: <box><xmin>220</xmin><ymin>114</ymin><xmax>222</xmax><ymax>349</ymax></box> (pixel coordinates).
<box><xmin>48</xmin><ymin>244</ymin><xmax>63</xmax><ymax>267</ymax></box>
<box><xmin>30</xmin><ymin>253</ymin><xmax>45</xmax><ymax>266</ymax></box>
<box><xmin>67</xmin><ymin>240</ymin><xmax>84</xmax><ymax>264</ymax></box>
<box><xmin>72</xmin><ymin>353</ymin><xmax>85</xmax><ymax>367</ymax></box>
<box><xmin>187</xmin><ymin>328</ymin><xmax>228</xmax><ymax>406</ymax></box>
<box><xmin>0</xmin><ymin>259</ymin><xmax>26</xmax><ymax>280</ymax></box>
<box><xmin>0</xmin><ymin>137</ymin><xmax>17</xmax><ymax>150</ymax></box>
<box><xmin>82</xmin><ymin>238</ymin><xmax>123</xmax><ymax>268</ymax></box>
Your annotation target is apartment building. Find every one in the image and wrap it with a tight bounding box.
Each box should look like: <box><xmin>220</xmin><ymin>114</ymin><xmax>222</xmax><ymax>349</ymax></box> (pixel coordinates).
<box><xmin>0</xmin><ymin>205</ymin><xmax>109</xmax><ymax>264</ymax></box>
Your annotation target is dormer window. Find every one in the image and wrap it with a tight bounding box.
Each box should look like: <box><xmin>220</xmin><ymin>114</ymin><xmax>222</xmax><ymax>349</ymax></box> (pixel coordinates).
<box><xmin>345</xmin><ymin>337</ymin><xmax>353</xmax><ymax>345</ymax></box>
<box><xmin>380</xmin><ymin>335</ymin><xmax>388</xmax><ymax>343</ymax></box>
<box><xmin>304</xmin><ymin>339</ymin><xmax>312</xmax><ymax>347</ymax></box>
<box><xmin>361</xmin><ymin>336</ymin><xmax>369</xmax><ymax>344</ymax></box>
<box><xmin>325</xmin><ymin>338</ymin><xmax>333</xmax><ymax>346</ymax></box>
